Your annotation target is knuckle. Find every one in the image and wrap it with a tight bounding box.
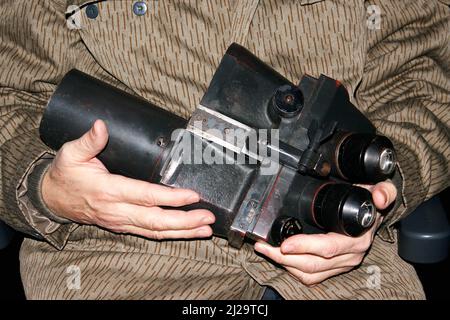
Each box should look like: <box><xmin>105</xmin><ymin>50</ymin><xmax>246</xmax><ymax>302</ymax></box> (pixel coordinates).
<box><xmin>146</xmin><ymin>190</ymin><xmax>158</xmax><ymax>206</ymax></box>
<box><xmin>356</xmin><ymin>236</ymin><xmax>372</xmax><ymax>252</ymax></box>
<box><xmin>300</xmin><ymin>274</ymin><xmax>317</xmax><ymax>287</ymax></box>
<box><xmin>152</xmin><ymin>230</ymin><xmax>165</xmax><ymax>241</ymax></box>
<box><xmin>145</xmin><ymin>211</ymin><xmax>166</xmax><ymax>231</ymax></box>
<box><xmin>47</xmin><ymin>163</ymin><xmax>63</xmax><ymax>180</ymax></box>
<box><xmin>59</xmin><ymin>143</ymin><xmax>70</xmax><ymax>155</ymax></box>
<box><xmin>79</xmin><ymin>135</ymin><xmax>91</xmax><ymax>150</ymax></box>
<box><xmin>303</xmin><ymin>260</ymin><xmax>321</xmax><ymax>274</ymax></box>
<box><xmin>136</xmin><ymin>185</ymin><xmax>157</xmax><ymax>206</ymax></box>
<box><xmin>323</xmin><ymin>242</ymin><xmax>339</xmax><ymax>258</ymax></box>
<box><xmin>274</xmin><ymin>254</ymin><xmax>285</xmax><ymax>265</ymax></box>
<box><xmin>350</xmin><ymin>254</ymin><xmax>364</xmax><ymax>267</ymax></box>
<box><xmin>148</xmin><ymin>220</ymin><xmax>162</xmax><ymax>231</ymax></box>
<box><xmin>57</xmin><ymin>145</ymin><xmax>72</xmax><ymax>163</ymax></box>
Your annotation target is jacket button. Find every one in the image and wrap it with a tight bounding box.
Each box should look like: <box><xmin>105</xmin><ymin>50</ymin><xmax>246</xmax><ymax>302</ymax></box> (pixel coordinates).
<box><xmin>85</xmin><ymin>4</ymin><xmax>99</xmax><ymax>19</ymax></box>
<box><xmin>133</xmin><ymin>1</ymin><xmax>147</xmax><ymax>16</ymax></box>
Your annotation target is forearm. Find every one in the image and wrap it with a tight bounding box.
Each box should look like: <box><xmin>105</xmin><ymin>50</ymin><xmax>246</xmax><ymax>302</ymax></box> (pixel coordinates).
<box><xmin>0</xmin><ymin>0</ymin><xmax>89</xmax><ymax>246</ymax></box>
<box><xmin>1</xmin><ymin>132</ymin><xmax>76</xmax><ymax>247</ymax></box>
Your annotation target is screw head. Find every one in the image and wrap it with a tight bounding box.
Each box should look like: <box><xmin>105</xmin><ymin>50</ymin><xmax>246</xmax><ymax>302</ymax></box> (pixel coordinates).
<box><xmin>157</xmin><ymin>137</ymin><xmax>167</xmax><ymax>148</ymax></box>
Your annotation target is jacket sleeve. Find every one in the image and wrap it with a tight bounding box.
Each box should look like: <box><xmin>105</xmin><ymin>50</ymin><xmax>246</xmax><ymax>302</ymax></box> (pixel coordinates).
<box><xmin>355</xmin><ymin>0</ymin><xmax>450</xmax><ymax>241</ymax></box>
<box><xmin>0</xmin><ymin>0</ymin><xmax>90</xmax><ymax>248</ymax></box>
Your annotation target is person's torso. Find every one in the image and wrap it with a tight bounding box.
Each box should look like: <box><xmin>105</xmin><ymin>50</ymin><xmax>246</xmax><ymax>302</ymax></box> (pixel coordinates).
<box><xmin>72</xmin><ymin>0</ymin><xmax>370</xmax><ymax>119</ymax></box>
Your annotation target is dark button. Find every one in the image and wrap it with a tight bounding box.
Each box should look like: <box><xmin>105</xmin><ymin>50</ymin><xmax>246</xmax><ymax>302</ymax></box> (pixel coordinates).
<box><xmin>85</xmin><ymin>4</ymin><xmax>99</xmax><ymax>19</ymax></box>
<box><xmin>133</xmin><ymin>1</ymin><xmax>147</xmax><ymax>16</ymax></box>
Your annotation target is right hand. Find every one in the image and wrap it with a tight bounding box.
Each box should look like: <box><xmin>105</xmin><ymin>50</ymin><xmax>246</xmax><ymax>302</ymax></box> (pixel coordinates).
<box><xmin>41</xmin><ymin>119</ymin><xmax>216</xmax><ymax>240</ymax></box>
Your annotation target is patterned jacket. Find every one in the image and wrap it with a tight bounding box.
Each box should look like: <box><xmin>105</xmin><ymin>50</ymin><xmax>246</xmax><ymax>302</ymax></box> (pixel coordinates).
<box><xmin>0</xmin><ymin>0</ymin><xmax>449</xmax><ymax>299</ymax></box>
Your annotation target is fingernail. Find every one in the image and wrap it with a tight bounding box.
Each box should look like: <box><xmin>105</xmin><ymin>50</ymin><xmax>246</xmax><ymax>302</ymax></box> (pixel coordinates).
<box><xmin>202</xmin><ymin>215</ymin><xmax>215</xmax><ymax>224</ymax></box>
<box><xmin>283</xmin><ymin>243</ymin><xmax>293</xmax><ymax>253</ymax></box>
<box><xmin>187</xmin><ymin>193</ymin><xmax>200</xmax><ymax>203</ymax></box>
<box><xmin>196</xmin><ymin>228</ymin><xmax>211</xmax><ymax>237</ymax></box>
<box><xmin>374</xmin><ymin>189</ymin><xmax>388</xmax><ymax>208</ymax></box>
<box><xmin>378</xmin><ymin>189</ymin><xmax>390</xmax><ymax>207</ymax></box>
<box><xmin>91</xmin><ymin>123</ymin><xmax>97</xmax><ymax>137</ymax></box>
<box><xmin>255</xmin><ymin>242</ymin><xmax>268</xmax><ymax>254</ymax></box>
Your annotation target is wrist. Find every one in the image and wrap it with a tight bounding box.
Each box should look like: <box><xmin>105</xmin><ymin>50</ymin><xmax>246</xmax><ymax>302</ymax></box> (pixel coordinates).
<box><xmin>30</xmin><ymin>160</ymin><xmax>72</xmax><ymax>224</ymax></box>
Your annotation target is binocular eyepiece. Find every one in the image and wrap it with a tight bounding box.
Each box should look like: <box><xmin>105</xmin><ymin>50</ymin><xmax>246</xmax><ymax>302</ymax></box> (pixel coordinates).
<box><xmin>271</xmin><ymin>179</ymin><xmax>378</xmax><ymax>246</ymax></box>
<box><xmin>337</xmin><ymin>133</ymin><xmax>396</xmax><ymax>183</ymax></box>
<box><xmin>312</xmin><ymin>183</ymin><xmax>376</xmax><ymax>234</ymax></box>
<box><xmin>267</xmin><ymin>128</ymin><xmax>395</xmax><ymax>245</ymax></box>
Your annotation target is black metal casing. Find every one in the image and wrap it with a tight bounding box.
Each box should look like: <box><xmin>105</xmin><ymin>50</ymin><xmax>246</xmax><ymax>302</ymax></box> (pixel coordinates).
<box><xmin>40</xmin><ymin>44</ymin><xmax>395</xmax><ymax>247</ymax></box>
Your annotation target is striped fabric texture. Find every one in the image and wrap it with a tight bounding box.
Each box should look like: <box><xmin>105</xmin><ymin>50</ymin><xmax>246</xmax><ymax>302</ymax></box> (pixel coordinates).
<box><xmin>1</xmin><ymin>0</ymin><xmax>449</xmax><ymax>299</ymax></box>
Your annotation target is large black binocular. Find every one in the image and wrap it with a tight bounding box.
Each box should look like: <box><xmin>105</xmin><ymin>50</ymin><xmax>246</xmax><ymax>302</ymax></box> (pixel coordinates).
<box><xmin>40</xmin><ymin>44</ymin><xmax>396</xmax><ymax>248</ymax></box>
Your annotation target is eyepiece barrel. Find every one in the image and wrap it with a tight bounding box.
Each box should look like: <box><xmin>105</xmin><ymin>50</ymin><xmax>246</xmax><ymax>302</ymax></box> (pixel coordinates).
<box><xmin>337</xmin><ymin>133</ymin><xmax>396</xmax><ymax>183</ymax></box>
<box><xmin>312</xmin><ymin>183</ymin><xmax>376</xmax><ymax>237</ymax></box>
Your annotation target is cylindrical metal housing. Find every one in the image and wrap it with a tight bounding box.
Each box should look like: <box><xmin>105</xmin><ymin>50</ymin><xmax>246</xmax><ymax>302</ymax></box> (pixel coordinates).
<box><xmin>40</xmin><ymin>70</ymin><xmax>187</xmax><ymax>182</ymax></box>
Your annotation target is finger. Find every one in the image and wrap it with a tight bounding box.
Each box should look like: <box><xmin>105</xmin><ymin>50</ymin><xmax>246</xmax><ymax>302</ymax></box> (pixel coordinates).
<box><xmin>123</xmin><ymin>204</ymin><xmax>215</xmax><ymax>231</ymax></box>
<box><xmin>254</xmin><ymin>242</ymin><xmax>362</xmax><ymax>273</ymax></box>
<box><xmin>64</xmin><ymin>119</ymin><xmax>109</xmax><ymax>162</ymax></box>
<box><xmin>285</xmin><ymin>266</ymin><xmax>353</xmax><ymax>287</ymax></box>
<box><xmin>123</xmin><ymin>224</ymin><xmax>213</xmax><ymax>240</ymax></box>
<box><xmin>276</xmin><ymin>233</ymin><xmax>367</xmax><ymax>258</ymax></box>
<box><xmin>356</xmin><ymin>181</ymin><xmax>397</xmax><ymax>210</ymax></box>
<box><xmin>107</xmin><ymin>175</ymin><xmax>201</xmax><ymax>207</ymax></box>
<box><xmin>371</xmin><ymin>181</ymin><xmax>397</xmax><ymax>210</ymax></box>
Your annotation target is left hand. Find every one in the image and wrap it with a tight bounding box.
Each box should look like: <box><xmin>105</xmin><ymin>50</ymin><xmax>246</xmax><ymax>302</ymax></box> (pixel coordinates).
<box><xmin>254</xmin><ymin>181</ymin><xmax>397</xmax><ymax>286</ymax></box>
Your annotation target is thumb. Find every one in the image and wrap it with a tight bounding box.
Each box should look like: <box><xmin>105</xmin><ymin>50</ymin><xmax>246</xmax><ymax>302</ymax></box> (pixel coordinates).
<box><xmin>68</xmin><ymin>119</ymin><xmax>109</xmax><ymax>162</ymax></box>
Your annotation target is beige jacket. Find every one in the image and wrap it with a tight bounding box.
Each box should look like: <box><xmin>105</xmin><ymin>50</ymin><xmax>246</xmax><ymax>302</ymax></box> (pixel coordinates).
<box><xmin>0</xmin><ymin>0</ymin><xmax>449</xmax><ymax>299</ymax></box>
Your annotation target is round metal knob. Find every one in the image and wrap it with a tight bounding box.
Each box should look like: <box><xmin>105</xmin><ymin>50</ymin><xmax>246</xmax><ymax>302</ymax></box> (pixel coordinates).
<box><xmin>271</xmin><ymin>216</ymin><xmax>303</xmax><ymax>246</ymax></box>
<box><xmin>271</xmin><ymin>85</ymin><xmax>304</xmax><ymax>119</ymax></box>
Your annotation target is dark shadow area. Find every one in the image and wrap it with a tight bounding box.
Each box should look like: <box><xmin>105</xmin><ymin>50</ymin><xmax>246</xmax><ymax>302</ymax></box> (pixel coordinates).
<box><xmin>0</xmin><ymin>232</ymin><xmax>25</xmax><ymax>300</ymax></box>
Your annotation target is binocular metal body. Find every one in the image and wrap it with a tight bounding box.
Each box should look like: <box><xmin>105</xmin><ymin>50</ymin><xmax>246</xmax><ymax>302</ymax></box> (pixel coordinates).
<box><xmin>40</xmin><ymin>43</ymin><xmax>396</xmax><ymax>248</ymax></box>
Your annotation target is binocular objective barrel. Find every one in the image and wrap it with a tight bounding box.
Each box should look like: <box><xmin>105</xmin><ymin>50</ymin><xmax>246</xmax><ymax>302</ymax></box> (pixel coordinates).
<box><xmin>40</xmin><ymin>70</ymin><xmax>186</xmax><ymax>182</ymax></box>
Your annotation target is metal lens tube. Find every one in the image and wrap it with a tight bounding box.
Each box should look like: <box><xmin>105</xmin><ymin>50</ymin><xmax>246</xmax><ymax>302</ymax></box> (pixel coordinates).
<box><xmin>312</xmin><ymin>183</ymin><xmax>376</xmax><ymax>236</ymax></box>
<box><xmin>337</xmin><ymin>133</ymin><xmax>396</xmax><ymax>183</ymax></box>
<box><xmin>40</xmin><ymin>70</ymin><xmax>186</xmax><ymax>182</ymax></box>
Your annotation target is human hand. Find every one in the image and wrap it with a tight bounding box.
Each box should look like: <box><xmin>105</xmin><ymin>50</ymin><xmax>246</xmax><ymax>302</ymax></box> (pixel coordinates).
<box><xmin>41</xmin><ymin>120</ymin><xmax>215</xmax><ymax>240</ymax></box>
<box><xmin>254</xmin><ymin>181</ymin><xmax>397</xmax><ymax>286</ymax></box>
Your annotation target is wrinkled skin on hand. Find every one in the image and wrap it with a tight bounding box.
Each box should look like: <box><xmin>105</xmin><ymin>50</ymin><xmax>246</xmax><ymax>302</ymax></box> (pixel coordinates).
<box><xmin>42</xmin><ymin>120</ymin><xmax>216</xmax><ymax>240</ymax></box>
